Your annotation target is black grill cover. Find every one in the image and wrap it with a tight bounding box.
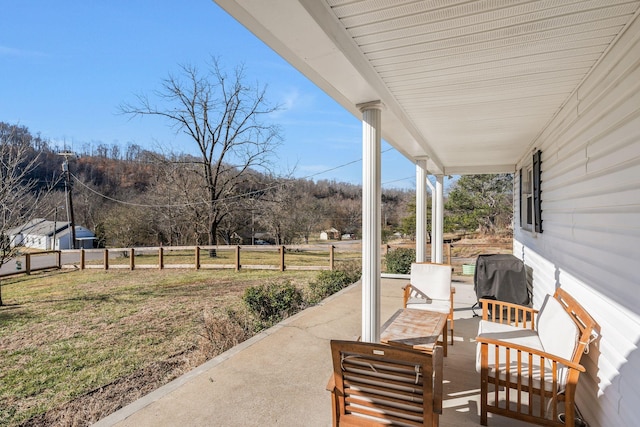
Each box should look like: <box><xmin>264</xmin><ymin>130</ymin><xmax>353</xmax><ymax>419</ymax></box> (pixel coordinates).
<box><xmin>474</xmin><ymin>254</ymin><xmax>529</xmax><ymax>306</ymax></box>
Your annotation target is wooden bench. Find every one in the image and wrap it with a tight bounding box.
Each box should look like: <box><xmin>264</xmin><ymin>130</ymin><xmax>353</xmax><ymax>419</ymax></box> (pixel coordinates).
<box><xmin>475</xmin><ymin>288</ymin><xmax>597</xmax><ymax>426</ymax></box>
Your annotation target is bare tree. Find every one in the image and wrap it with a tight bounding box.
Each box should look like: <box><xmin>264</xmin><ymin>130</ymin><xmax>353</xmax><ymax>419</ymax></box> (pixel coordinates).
<box><xmin>331</xmin><ymin>198</ymin><xmax>361</xmax><ymax>239</ymax></box>
<box><xmin>147</xmin><ymin>155</ymin><xmax>209</xmax><ymax>245</ymax></box>
<box><xmin>288</xmin><ymin>181</ymin><xmax>326</xmax><ymax>244</ymax></box>
<box><xmin>0</xmin><ymin>124</ymin><xmax>44</xmax><ymax>305</ymax></box>
<box><xmin>217</xmin><ymin>199</ymin><xmax>251</xmax><ymax>245</ymax></box>
<box><xmin>293</xmin><ymin>198</ymin><xmax>325</xmax><ymax>244</ymax></box>
<box><xmin>101</xmin><ymin>202</ymin><xmax>156</xmax><ymax>247</ymax></box>
<box><xmin>121</xmin><ymin>58</ymin><xmax>281</xmax><ymax>255</ymax></box>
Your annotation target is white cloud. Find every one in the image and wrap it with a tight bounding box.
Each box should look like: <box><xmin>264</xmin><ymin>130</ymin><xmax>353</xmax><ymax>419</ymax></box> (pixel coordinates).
<box><xmin>269</xmin><ymin>86</ymin><xmax>318</xmax><ymax>118</ymax></box>
<box><xmin>281</xmin><ymin>89</ymin><xmax>299</xmax><ymax>111</ymax></box>
<box><xmin>0</xmin><ymin>45</ymin><xmax>47</xmax><ymax>58</ymax></box>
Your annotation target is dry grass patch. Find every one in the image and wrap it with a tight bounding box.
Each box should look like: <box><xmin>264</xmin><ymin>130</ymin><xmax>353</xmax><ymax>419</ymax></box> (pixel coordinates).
<box><xmin>0</xmin><ymin>268</ymin><xmax>316</xmax><ymax>426</ymax></box>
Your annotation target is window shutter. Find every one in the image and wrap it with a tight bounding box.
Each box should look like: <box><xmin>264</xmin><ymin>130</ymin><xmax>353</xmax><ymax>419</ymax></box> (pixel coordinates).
<box><xmin>533</xmin><ymin>150</ymin><xmax>542</xmax><ymax>233</ymax></box>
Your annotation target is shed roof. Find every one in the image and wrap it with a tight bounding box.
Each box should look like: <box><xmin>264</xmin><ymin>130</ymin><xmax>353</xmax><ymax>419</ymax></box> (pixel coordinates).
<box><xmin>24</xmin><ymin>221</ymin><xmax>70</xmax><ymax>237</ymax></box>
<box><xmin>6</xmin><ymin>218</ymin><xmax>46</xmax><ymax>236</ymax></box>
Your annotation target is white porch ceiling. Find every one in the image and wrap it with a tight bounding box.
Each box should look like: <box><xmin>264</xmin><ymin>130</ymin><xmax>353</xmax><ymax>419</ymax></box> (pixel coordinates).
<box><xmin>214</xmin><ymin>0</ymin><xmax>640</xmax><ymax>175</ymax></box>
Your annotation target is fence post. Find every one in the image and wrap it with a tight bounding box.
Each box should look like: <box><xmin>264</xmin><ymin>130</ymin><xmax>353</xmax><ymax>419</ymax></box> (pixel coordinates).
<box><xmin>130</xmin><ymin>248</ymin><xmax>135</xmax><ymax>270</ymax></box>
<box><xmin>329</xmin><ymin>245</ymin><xmax>335</xmax><ymax>271</ymax></box>
<box><xmin>159</xmin><ymin>247</ymin><xmax>164</xmax><ymax>270</ymax></box>
<box><xmin>235</xmin><ymin>245</ymin><xmax>241</xmax><ymax>271</ymax></box>
<box><xmin>195</xmin><ymin>246</ymin><xmax>200</xmax><ymax>270</ymax></box>
<box><xmin>280</xmin><ymin>245</ymin><xmax>285</xmax><ymax>272</ymax></box>
<box><xmin>56</xmin><ymin>250</ymin><xmax>62</xmax><ymax>269</ymax></box>
<box><xmin>80</xmin><ymin>249</ymin><xmax>85</xmax><ymax>270</ymax></box>
<box><xmin>446</xmin><ymin>243</ymin><xmax>452</xmax><ymax>265</ymax></box>
<box><xmin>25</xmin><ymin>254</ymin><xmax>31</xmax><ymax>275</ymax></box>
<box><xmin>104</xmin><ymin>249</ymin><xmax>109</xmax><ymax>270</ymax></box>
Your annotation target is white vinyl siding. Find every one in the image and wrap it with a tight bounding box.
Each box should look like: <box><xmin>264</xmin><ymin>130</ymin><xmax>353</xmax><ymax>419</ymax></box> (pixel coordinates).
<box><xmin>514</xmin><ymin>13</ymin><xmax>640</xmax><ymax>427</ymax></box>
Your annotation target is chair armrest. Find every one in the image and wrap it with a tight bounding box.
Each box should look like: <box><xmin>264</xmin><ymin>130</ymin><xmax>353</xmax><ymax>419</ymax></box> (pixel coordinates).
<box><xmin>326</xmin><ymin>375</ymin><xmax>336</xmax><ymax>392</ymax></box>
<box><xmin>403</xmin><ymin>283</ymin><xmax>413</xmax><ymax>307</ymax></box>
<box><xmin>479</xmin><ymin>298</ymin><xmax>538</xmax><ymax>329</ymax></box>
<box><xmin>476</xmin><ymin>336</ymin><xmax>585</xmax><ymax>372</ymax></box>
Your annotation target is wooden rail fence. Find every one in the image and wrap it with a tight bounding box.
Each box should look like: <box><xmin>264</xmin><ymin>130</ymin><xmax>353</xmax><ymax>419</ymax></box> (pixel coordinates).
<box><xmin>66</xmin><ymin>245</ymin><xmax>342</xmax><ymax>272</ymax></box>
<box><xmin>0</xmin><ymin>250</ymin><xmax>62</xmax><ymax>278</ymax></box>
<box><xmin>1</xmin><ymin>241</ymin><xmax>510</xmax><ymax>279</ymax></box>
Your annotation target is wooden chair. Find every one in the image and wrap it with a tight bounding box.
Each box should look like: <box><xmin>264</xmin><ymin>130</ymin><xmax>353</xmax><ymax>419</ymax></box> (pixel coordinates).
<box><xmin>475</xmin><ymin>288</ymin><xmax>597</xmax><ymax>426</ymax></box>
<box><xmin>403</xmin><ymin>262</ymin><xmax>455</xmax><ymax>346</ymax></box>
<box><xmin>327</xmin><ymin>340</ymin><xmax>443</xmax><ymax>426</ymax></box>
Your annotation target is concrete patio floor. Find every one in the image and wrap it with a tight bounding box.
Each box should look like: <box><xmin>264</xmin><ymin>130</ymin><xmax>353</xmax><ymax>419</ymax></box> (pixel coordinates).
<box><xmin>94</xmin><ymin>276</ymin><xmax>533</xmax><ymax>427</ymax></box>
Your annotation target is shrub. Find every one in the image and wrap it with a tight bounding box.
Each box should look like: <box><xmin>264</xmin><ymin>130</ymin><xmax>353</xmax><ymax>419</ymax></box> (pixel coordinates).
<box><xmin>307</xmin><ymin>263</ymin><xmax>361</xmax><ymax>304</ymax></box>
<box><xmin>337</xmin><ymin>260</ymin><xmax>362</xmax><ymax>283</ymax></box>
<box><xmin>385</xmin><ymin>247</ymin><xmax>415</xmax><ymax>274</ymax></box>
<box><xmin>242</xmin><ymin>280</ymin><xmax>304</xmax><ymax>329</ymax></box>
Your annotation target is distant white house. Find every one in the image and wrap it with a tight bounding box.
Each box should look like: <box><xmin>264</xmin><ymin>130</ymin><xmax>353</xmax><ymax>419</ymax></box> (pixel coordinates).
<box><xmin>7</xmin><ymin>218</ymin><xmax>46</xmax><ymax>247</ymax></box>
<box><xmin>8</xmin><ymin>219</ymin><xmax>95</xmax><ymax>250</ymax></box>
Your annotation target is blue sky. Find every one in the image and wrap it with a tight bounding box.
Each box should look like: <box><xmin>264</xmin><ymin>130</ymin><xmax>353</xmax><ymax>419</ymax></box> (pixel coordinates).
<box><xmin>0</xmin><ymin>0</ymin><xmax>416</xmax><ymax>189</ymax></box>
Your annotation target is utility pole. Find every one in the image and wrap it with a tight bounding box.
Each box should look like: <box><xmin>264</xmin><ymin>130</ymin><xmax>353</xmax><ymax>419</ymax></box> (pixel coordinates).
<box><xmin>60</xmin><ymin>152</ymin><xmax>76</xmax><ymax>249</ymax></box>
<box><xmin>53</xmin><ymin>206</ymin><xmax>58</xmax><ymax>250</ymax></box>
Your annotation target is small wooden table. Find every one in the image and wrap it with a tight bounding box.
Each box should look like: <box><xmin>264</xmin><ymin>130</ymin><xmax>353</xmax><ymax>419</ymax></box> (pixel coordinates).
<box><xmin>380</xmin><ymin>308</ymin><xmax>448</xmax><ymax>356</ymax></box>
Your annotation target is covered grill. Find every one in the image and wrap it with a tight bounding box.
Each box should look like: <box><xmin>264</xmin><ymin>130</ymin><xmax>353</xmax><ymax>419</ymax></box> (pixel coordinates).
<box><xmin>473</xmin><ymin>254</ymin><xmax>529</xmax><ymax>307</ymax></box>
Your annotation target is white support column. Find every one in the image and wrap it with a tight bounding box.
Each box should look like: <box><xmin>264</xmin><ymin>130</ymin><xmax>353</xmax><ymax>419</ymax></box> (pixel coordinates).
<box><xmin>415</xmin><ymin>160</ymin><xmax>428</xmax><ymax>263</ymax></box>
<box><xmin>434</xmin><ymin>175</ymin><xmax>444</xmax><ymax>263</ymax></box>
<box><xmin>426</xmin><ymin>176</ymin><xmax>435</xmax><ymax>262</ymax></box>
<box><xmin>358</xmin><ymin>101</ymin><xmax>382</xmax><ymax>343</ymax></box>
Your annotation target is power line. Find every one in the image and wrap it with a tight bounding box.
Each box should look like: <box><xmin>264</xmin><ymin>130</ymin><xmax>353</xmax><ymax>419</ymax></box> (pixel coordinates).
<box><xmin>69</xmin><ymin>147</ymin><xmax>408</xmax><ymax>208</ymax></box>
<box><xmin>382</xmin><ymin>176</ymin><xmax>414</xmax><ymax>186</ymax></box>
<box><xmin>70</xmin><ymin>173</ymin><xmax>204</xmax><ymax>208</ymax></box>
<box><xmin>290</xmin><ymin>146</ymin><xmax>395</xmax><ymax>181</ymax></box>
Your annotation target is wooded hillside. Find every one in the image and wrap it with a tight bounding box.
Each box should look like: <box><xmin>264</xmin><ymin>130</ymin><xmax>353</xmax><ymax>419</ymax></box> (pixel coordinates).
<box><xmin>2</xmin><ymin>122</ymin><xmax>512</xmax><ymax>249</ymax></box>
<box><xmin>2</xmin><ymin>122</ymin><xmax>415</xmax><ymax>247</ymax></box>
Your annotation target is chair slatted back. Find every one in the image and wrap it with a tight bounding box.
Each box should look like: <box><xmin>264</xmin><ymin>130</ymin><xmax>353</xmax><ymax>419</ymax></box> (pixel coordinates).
<box><xmin>330</xmin><ymin>340</ymin><xmax>442</xmax><ymax>426</ymax></box>
<box><xmin>554</xmin><ymin>288</ymin><xmax>598</xmax><ymax>361</ymax></box>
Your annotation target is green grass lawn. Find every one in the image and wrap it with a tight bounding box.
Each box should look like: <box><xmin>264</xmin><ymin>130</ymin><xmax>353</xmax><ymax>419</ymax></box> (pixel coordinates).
<box><xmin>0</xmin><ymin>239</ymin><xmax>507</xmax><ymax>425</ymax></box>
<box><xmin>0</xmin><ymin>268</ymin><xmax>318</xmax><ymax>426</ymax></box>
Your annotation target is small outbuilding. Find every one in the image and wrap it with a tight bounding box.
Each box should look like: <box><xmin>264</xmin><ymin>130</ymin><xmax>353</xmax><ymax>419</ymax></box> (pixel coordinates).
<box><xmin>319</xmin><ymin>228</ymin><xmax>339</xmax><ymax>240</ymax></box>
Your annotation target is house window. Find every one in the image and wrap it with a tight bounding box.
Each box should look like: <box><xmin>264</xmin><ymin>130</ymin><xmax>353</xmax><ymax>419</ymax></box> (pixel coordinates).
<box><xmin>520</xmin><ymin>150</ymin><xmax>542</xmax><ymax>233</ymax></box>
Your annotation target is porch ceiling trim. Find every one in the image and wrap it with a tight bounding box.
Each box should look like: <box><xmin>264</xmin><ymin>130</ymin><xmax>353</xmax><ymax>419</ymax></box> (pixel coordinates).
<box><xmin>214</xmin><ymin>0</ymin><xmax>640</xmax><ymax>176</ymax></box>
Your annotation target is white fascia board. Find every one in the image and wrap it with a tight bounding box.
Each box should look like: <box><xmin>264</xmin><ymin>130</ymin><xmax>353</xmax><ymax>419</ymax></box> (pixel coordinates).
<box><xmin>214</xmin><ymin>0</ymin><xmax>445</xmax><ymax>173</ymax></box>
